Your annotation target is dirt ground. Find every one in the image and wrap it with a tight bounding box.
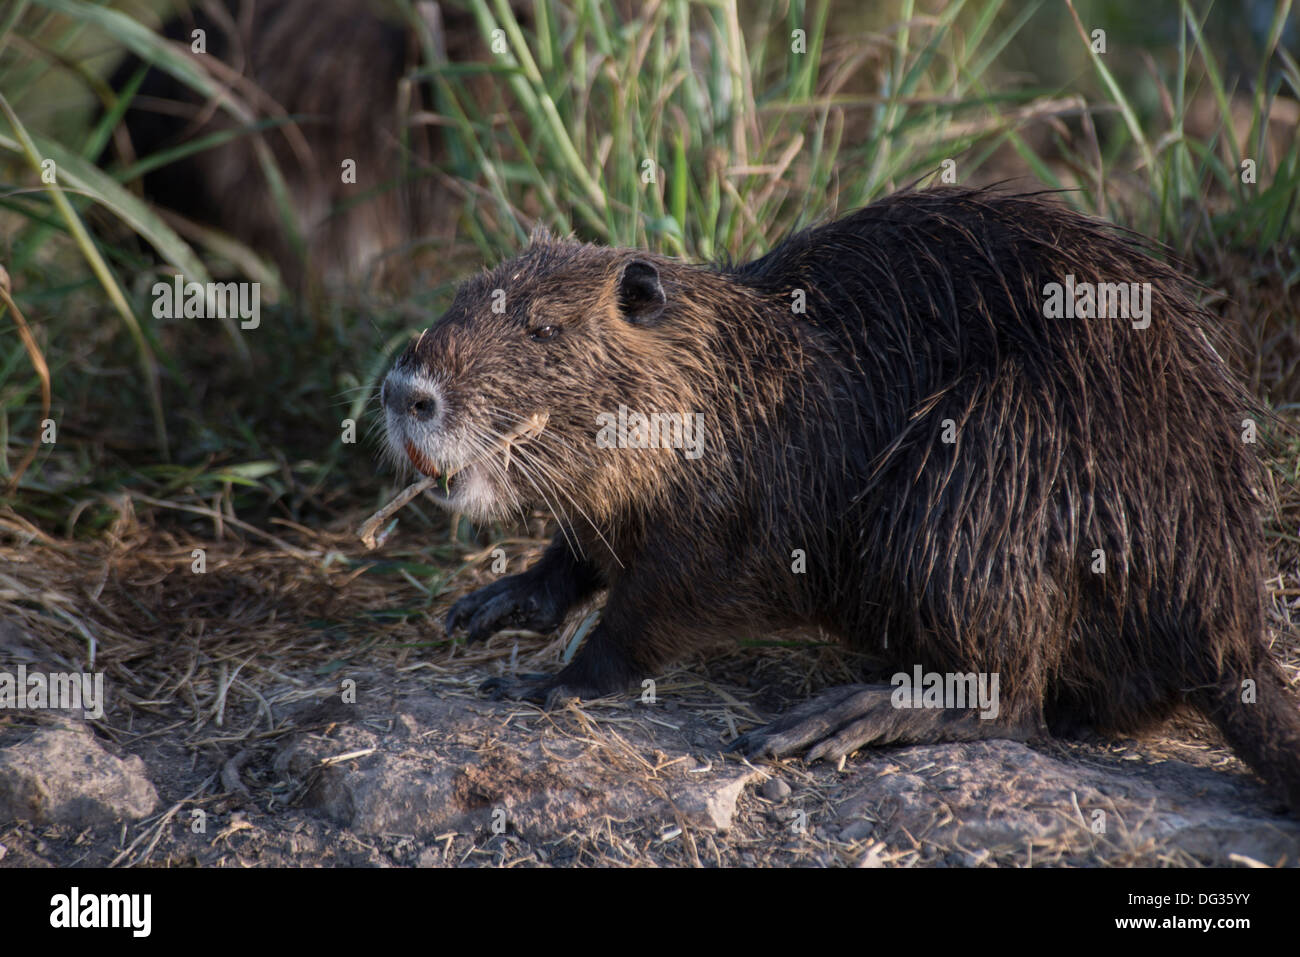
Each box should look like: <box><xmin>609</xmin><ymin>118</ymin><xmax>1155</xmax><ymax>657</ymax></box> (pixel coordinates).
<box><xmin>2</xmin><ymin>504</ymin><xmax>1299</xmax><ymax>868</ymax></box>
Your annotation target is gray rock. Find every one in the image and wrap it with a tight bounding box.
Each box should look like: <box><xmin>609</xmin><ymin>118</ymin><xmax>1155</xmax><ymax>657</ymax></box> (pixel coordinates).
<box><xmin>760</xmin><ymin>776</ymin><xmax>792</xmax><ymax>801</ymax></box>
<box><xmin>670</xmin><ymin>771</ymin><xmax>757</xmax><ymax>831</ymax></box>
<box><xmin>839</xmin><ymin>819</ymin><xmax>876</xmax><ymax>842</ymax></box>
<box><xmin>0</xmin><ymin>723</ymin><xmax>157</xmax><ymax>826</ymax></box>
<box><xmin>264</xmin><ymin>689</ymin><xmax>1300</xmax><ymax>866</ymax></box>
<box><xmin>829</xmin><ymin>740</ymin><xmax>1300</xmax><ymax>865</ymax></box>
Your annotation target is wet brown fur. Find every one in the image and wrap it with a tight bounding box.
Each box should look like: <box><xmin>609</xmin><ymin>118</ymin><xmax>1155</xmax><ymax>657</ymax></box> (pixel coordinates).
<box><xmin>388</xmin><ymin>186</ymin><xmax>1300</xmax><ymax>810</ymax></box>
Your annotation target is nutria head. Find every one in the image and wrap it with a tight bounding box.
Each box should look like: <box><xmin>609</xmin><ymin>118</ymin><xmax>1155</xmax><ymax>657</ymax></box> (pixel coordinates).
<box><xmin>381</xmin><ymin>234</ymin><xmax>743</xmax><ymax>525</ymax></box>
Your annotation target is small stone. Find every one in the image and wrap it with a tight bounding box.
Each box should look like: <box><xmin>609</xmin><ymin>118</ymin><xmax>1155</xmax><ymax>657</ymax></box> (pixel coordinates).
<box><xmin>760</xmin><ymin>777</ymin><xmax>791</xmax><ymax>801</ymax></box>
<box><xmin>415</xmin><ymin>847</ymin><xmax>442</xmax><ymax>868</ymax></box>
<box><xmin>839</xmin><ymin>819</ymin><xmax>875</xmax><ymax>842</ymax></box>
<box><xmin>671</xmin><ymin>771</ymin><xmax>757</xmax><ymax>831</ymax></box>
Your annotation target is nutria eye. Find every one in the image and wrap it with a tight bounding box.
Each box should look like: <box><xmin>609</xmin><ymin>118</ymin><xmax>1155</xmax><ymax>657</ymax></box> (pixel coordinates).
<box><xmin>529</xmin><ymin>325</ymin><xmax>559</xmax><ymax>341</ymax></box>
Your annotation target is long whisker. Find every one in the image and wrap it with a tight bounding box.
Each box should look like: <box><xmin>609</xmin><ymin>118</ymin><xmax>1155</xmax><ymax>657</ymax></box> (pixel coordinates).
<box><xmin>467</xmin><ymin>414</ymin><xmax>594</xmax><ymax>559</ymax></box>
<box><xmin>507</xmin><ymin>441</ymin><xmax>623</xmax><ymax>565</ymax></box>
<box><xmin>476</xmin><ymin>409</ymin><xmax>621</xmax><ymax>565</ymax></box>
<box><xmin>460</xmin><ymin>421</ymin><xmax>538</xmax><ymax>531</ymax></box>
<box><xmin>461</xmin><ymin>419</ymin><xmax>578</xmax><ymax>549</ymax></box>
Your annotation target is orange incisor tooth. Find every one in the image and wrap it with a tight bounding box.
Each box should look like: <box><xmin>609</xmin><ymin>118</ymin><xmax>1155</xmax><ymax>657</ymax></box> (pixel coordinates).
<box><xmin>404</xmin><ymin>439</ymin><xmax>437</xmax><ymax>477</ymax></box>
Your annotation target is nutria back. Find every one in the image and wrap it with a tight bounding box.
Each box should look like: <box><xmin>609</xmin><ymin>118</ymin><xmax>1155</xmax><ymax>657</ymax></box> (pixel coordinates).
<box><xmin>382</xmin><ymin>186</ymin><xmax>1300</xmax><ymax>811</ymax></box>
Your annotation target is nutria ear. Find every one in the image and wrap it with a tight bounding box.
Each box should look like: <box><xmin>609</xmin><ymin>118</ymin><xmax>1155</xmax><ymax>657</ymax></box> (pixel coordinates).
<box><xmin>616</xmin><ymin>259</ymin><xmax>667</xmax><ymax>324</ymax></box>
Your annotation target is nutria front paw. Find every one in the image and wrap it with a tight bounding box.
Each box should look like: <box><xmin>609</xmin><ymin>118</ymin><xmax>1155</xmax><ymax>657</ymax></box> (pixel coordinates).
<box><xmin>444</xmin><ymin>572</ymin><xmax>568</xmax><ymax>643</ymax></box>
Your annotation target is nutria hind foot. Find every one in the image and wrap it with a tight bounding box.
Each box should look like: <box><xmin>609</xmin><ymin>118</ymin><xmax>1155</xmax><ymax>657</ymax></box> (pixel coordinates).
<box><xmin>729</xmin><ymin>683</ymin><xmax>1042</xmax><ymax>761</ymax></box>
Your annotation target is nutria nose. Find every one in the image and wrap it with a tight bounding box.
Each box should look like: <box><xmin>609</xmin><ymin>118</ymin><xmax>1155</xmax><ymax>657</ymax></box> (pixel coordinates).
<box><xmin>382</xmin><ymin>374</ymin><xmax>438</xmax><ymax>421</ymax></box>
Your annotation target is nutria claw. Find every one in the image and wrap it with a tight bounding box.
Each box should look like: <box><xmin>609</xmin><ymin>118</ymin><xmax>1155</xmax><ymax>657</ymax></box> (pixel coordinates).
<box><xmin>729</xmin><ymin>684</ymin><xmax>1034</xmax><ymax>762</ymax></box>
<box><xmin>444</xmin><ymin>572</ymin><xmax>567</xmax><ymax>643</ymax></box>
<box><xmin>478</xmin><ymin>674</ymin><xmax>553</xmax><ymax>703</ymax></box>
<box><xmin>729</xmin><ymin>685</ymin><xmax>883</xmax><ymax>759</ymax></box>
<box><xmin>478</xmin><ymin>674</ymin><xmax>590</xmax><ymax>711</ymax></box>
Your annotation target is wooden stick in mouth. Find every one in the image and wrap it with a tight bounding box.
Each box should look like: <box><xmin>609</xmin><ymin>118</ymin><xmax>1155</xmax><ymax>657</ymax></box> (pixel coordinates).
<box><xmin>358</xmin><ymin>412</ymin><xmax>549</xmax><ymax>549</ymax></box>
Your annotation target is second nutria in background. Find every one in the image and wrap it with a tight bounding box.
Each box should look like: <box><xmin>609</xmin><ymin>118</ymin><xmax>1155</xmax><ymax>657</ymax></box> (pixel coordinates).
<box><xmin>103</xmin><ymin>0</ymin><xmax>486</xmax><ymax>290</ymax></box>
<box><xmin>380</xmin><ymin>186</ymin><xmax>1300</xmax><ymax>812</ymax></box>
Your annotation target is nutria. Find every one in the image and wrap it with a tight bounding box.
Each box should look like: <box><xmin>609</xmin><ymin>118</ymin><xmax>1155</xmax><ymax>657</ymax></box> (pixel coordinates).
<box><xmin>101</xmin><ymin>0</ymin><xmax>457</xmax><ymax>288</ymax></box>
<box><xmin>380</xmin><ymin>186</ymin><xmax>1300</xmax><ymax>810</ymax></box>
